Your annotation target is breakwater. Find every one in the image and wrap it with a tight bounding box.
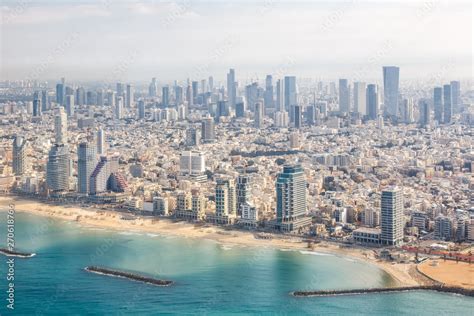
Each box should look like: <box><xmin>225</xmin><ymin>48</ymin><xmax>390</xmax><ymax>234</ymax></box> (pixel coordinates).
<box><xmin>0</xmin><ymin>247</ymin><xmax>36</xmax><ymax>258</ymax></box>
<box><xmin>292</xmin><ymin>285</ymin><xmax>474</xmax><ymax>297</ymax></box>
<box><xmin>85</xmin><ymin>266</ymin><xmax>173</xmax><ymax>286</ymax></box>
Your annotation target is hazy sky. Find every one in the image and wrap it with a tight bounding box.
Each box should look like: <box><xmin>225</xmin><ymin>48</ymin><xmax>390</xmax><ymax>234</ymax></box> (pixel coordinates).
<box><xmin>0</xmin><ymin>0</ymin><xmax>472</xmax><ymax>83</ymax></box>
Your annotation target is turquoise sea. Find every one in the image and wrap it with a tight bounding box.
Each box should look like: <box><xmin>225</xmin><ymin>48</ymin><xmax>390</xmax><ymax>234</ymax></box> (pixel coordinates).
<box><xmin>0</xmin><ymin>211</ymin><xmax>472</xmax><ymax>315</ymax></box>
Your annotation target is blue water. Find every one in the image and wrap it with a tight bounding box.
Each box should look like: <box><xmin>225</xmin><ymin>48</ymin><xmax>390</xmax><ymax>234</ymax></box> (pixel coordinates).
<box><xmin>0</xmin><ymin>211</ymin><xmax>472</xmax><ymax>315</ymax></box>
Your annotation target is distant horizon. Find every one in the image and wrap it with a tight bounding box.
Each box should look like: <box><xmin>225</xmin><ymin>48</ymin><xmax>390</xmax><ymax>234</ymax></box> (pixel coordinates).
<box><xmin>1</xmin><ymin>1</ymin><xmax>472</xmax><ymax>82</ymax></box>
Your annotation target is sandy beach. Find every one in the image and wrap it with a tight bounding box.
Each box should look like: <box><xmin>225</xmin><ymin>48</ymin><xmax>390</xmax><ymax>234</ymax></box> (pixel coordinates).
<box><xmin>418</xmin><ymin>259</ymin><xmax>474</xmax><ymax>289</ymax></box>
<box><xmin>0</xmin><ymin>196</ymin><xmax>426</xmax><ymax>287</ymax></box>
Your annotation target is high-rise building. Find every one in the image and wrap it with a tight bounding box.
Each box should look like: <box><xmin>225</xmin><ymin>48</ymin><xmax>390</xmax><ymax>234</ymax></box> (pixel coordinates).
<box><xmin>291</xmin><ymin>105</ymin><xmax>300</xmax><ymax>128</ymax></box>
<box><xmin>353</xmin><ymin>82</ymin><xmax>367</xmax><ymax>115</ymax></box>
<box><xmin>264</xmin><ymin>75</ymin><xmax>274</xmax><ymax>108</ymax></box>
<box><xmin>192</xmin><ymin>81</ymin><xmax>199</xmax><ymax>104</ymax></box>
<box><xmin>107</xmin><ymin>91</ymin><xmax>116</xmax><ymax>107</ymax></box>
<box><xmin>236</xmin><ymin>175</ymin><xmax>251</xmax><ymax>216</ymax></box>
<box><xmin>382</xmin><ymin>66</ymin><xmax>400</xmax><ymax>117</ymax></box>
<box><xmin>245</xmin><ymin>82</ymin><xmax>259</xmax><ymax>113</ymax></box>
<box><xmin>434</xmin><ymin>215</ymin><xmax>453</xmax><ymax>241</ymax></box>
<box><xmin>215</xmin><ymin>178</ymin><xmax>236</xmax><ymax>217</ymax></box>
<box><xmin>201</xmin><ymin>117</ymin><xmax>215</xmax><ymax>143</ymax></box>
<box><xmin>179</xmin><ymin>151</ymin><xmax>205</xmax><ymax>175</ymax></box>
<box><xmin>284</xmin><ymin>76</ymin><xmax>297</xmax><ymax>111</ymax></box>
<box><xmin>97</xmin><ymin>89</ymin><xmax>105</xmax><ymax>107</ymax></box>
<box><xmin>162</xmin><ymin>86</ymin><xmax>170</xmax><ymax>107</ymax></box>
<box><xmin>33</xmin><ymin>98</ymin><xmax>41</xmax><ymax>117</ymax></box>
<box><xmin>89</xmin><ymin>156</ymin><xmax>118</xmax><ymax>195</ymax></box>
<box><xmin>401</xmin><ymin>98</ymin><xmax>414</xmax><ymax>124</ymax></box>
<box><xmin>208</xmin><ymin>76</ymin><xmax>214</xmax><ymax>91</ymax></box>
<box><xmin>65</xmin><ymin>94</ymin><xmax>74</xmax><ymax>117</ymax></box>
<box><xmin>12</xmin><ymin>136</ymin><xmax>27</xmax><ymax>176</ymax></box>
<box><xmin>338</xmin><ymin>79</ymin><xmax>350</xmax><ymax>113</ymax></box>
<box><xmin>46</xmin><ymin>144</ymin><xmax>70</xmax><ymax>192</ymax></box>
<box><xmin>443</xmin><ymin>84</ymin><xmax>452</xmax><ymax>124</ymax></box>
<box><xmin>276</xmin><ymin>79</ymin><xmax>285</xmax><ymax>112</ymax></box>
<box><xmin>366</xmin><ymin>84</ymin><xmax>379</xmax><ymax>120</ymax></box>
<box><xmin>450</xmin><ymin>80</ymin><xmax>460</xmax><ymax>113</ymax></box>
<box><xmin>419</xmin><ymin>100</ymin><xmax>430</xmax><ymax>127</ymax></box>
<box><xmin>254</xmin><ymin>101</ymin><xmax>264</xmax><ymax>128</ymax></box>
<box><xmin>175</xmin><ymin>85</ymin><xmax>184</xmax><ymax>106</ymax></box>
<box><xmin>126</xmin><ymin>84</ymin><xmax>134</xmax><ymax>108</ymax></box>
<box><xmin>186</xmin><ymin>127</ymin><xmax>200</xmax><ymax>146</ymax></box>
<box><xmin>115</xmin><ymin>96</ymin><xmax>123</xmax><ymax>119</ymax></box>
<box><xmin>77</xmin><ymin>142</ymin><xmax>97</xmax><ymax>194</ymax></box>
<box><xmin>41</xmin><ymin>90</ymin><xmax>49</xmax><ymax>111</ymax></box>
<box><xmin>235</xmin><ymin>102</ymin><xmax>245</xmax><ymax>118</ymax></box>
<box><xmin>56</xmin><ymin>79</ymin><xmax>65</xmax><ymax>106</ymax></box>
<box><xmin>186</xmin><ymin>83</ymin><xmax>193</xmax><ymax>107</ymax></box>
<box><xmin>227</xmin><ymin>68</ymin><xmax>236</xmax><ymax>108</ymax></box>
<box><xmin>54</xmin><ymin>107</ymin><xmax>68</xmax><ymax>144</ymax></box>
<box><xmin>276</xmin><ymin>165</ymin><xmax>307</xmax><ymax>232</ymax></box>
<box><xmin>116</xmin><ymin>82</ymin><xmax>124</xmax><ymax>96</ymax></box>
<box><xmin>433</xmin><ymin>87</ymin><xmax>443</xmax><ymax>123</ymax></box>
<box><xmin>138</xmin><ymin>100</ymin><xmax>146</xmax><ymax>120</ymax></box>
<box><xmin>97</xmin><ymin>128</ymin><xmax>105</xmax><ymax>155</ymax></box>
<box><xmin>216</xmin><ymin>100</ymin><xmax>229</xmax><ymax>122</ymax></box>
<box><xmin>380</xmin><ymin>186</ymin><xmax>404</xmax><ymax>246</ymax></box>
<box><xmin>149</xmin><ymin>78</ymin><xmax>157</xmax><ymax>97</ymax></box>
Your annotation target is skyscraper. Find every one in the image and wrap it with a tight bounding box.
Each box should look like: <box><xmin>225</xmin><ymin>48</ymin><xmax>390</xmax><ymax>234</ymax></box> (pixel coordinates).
<box><xmin>264</xmin><ymin>75</ymin><xmax>274</xmax><ymax>108</ymax></box>
<box><xmin>254</xmin><ymin>100</ymin><xmax>264</xmax><ymax>128</ymax></box>
<box><xmin>12</xmin><ymin>136</ymin><xmax>27</xmax><ymax>176</ymax></box>
<box><xmin>192</xmin><ymin>81</ymin><xmax>198</xmax><ymax>104</ymax></box>
<box><xmin>126</xmin><ymin>84</ymin><xmax>134</xmax><ymax>108</ymax></box>
<box><xmin>46</xmin><ymin>144</ymin><xmax>70</xmax><ymax>192</ymax></box>
<box><xmin>433</xmin><ymin>87</ymin><xmax>443</xmax><ymax>123</ymax></box>
<box><xmin>54</xmin><ymin>107</ymin><xmax>68</xmax><ymax>144</ymax></box>
<box><xmin>382</xmin><ymin>66</ymin><xmax>400</xmax><ymax>117</ymax></box>
<box><xmin>294</xmin><ymin>105</ymin><xmax>302</xmax><ymax>128</ymax></box>
<box><xmin>443</xmin><ymin>84</ymin><xmax>452</xmax><ymax>124</ymax></box>
<box><xmin>401</xmin><ymin>98</ymin><xmax>414</xmax><ymax>124</ymax></box>
<box><xmin>77</xmin><ymin>142</ymin><xmax>97</xmax><ymax>194</ymax></box>
<box><xmin>137</xmin><ymin>99</ymin><xmax>145</xmax><ymax>120</ymax></box>
<box><xmin>380</xmin><ymin>186</ymin><xmax>404</xmax><ymax>246</ymax></box>
<box><xmin>227</xmin><ymin>68</ymin><xmax>236</xmax><ymax>108</ymax></box>
<box><xmin>56</xmin><ymin>78</ymin><xmax>65</xmax><ymax>106</ymax></box>
<box><xmin>366</xmin><ymin>84</ymin><xmax>379</xmax><ymax>120</ymax></box>
<box><xmin>276</xmin><ymin>165</ymin><xmax>308</xmax><ymax>232</ymax></box>
<box><xmin>276</xmin><ymin>79</ymin><xmax>285</xmax><ymax>112</ymax></box>
<box><xmin>353</xmin><ymin>82</ymin><xmax>367</xmax><ymax>115</ymax></box>
<box><xmin>149</xmin><ymin>78</ymin><xmax>157</xmax><ymax>97</ymax></box>
<box><xmin>450</xmin><ymin>80</ymin><xmax>460</xmax><ymax>113</ymax></box>
<box><xmin>236</xmin><ymin>175</ymin><xmax>251</xmax><ymax>216</ymax></box>
<box><xmin>215</xmin><ymin>178</ymin><xmax>236</xmax><ymax>217</ymax></box>
<box><xmin>33</xmin><ymin>98</ymin><xmax>41</xmax><ymax>117</ymax></box>
<box><xmin>162</xmin><ymin>86</ymin><xmax>170</xmax><ymax>107</ymax></box>
<box><xmin>97</xmin><ymin>128</ymin><xmax>105</xmax><ymax>155</ymax></box>
<box><xmin>338</xmin><ymin>79</ymin><xmax>350</xmax><ymax>113</ymax></box>
<box><xmin>284</xmin><ymin>76</ymin><xmax>296</xmax><ymax>111</ymax></box>
<box><xmin>41</xmin><ymin>90</ymin><xmax>49</xmax><ymax>111</ymax></box>
<box><xmin>65</xmin><ymin>94</ymin><xmax>74</xmax><ymax>117</ymax></box>
<box><xmin>419</xmin><ymin>100</ymin><xmax>430</xmax><ymax>127</ymax></box>
<box><xmin>115</xmin><ymin>96</ymin><xmax>123</xmax><ymax>119</ymax></box>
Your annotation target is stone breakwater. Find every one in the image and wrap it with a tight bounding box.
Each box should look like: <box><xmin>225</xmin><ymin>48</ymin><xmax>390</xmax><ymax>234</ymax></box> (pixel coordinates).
<box><xmin>0</xmin><ymin>248</ymin><xmax>36</xmax><ymax>258</ymax></box>
<box><xmin>85</xmin><ymin>266</ymin><xmax>173</xmax><ymax>286</ymax></box>
<box><xmin>292</xmin><ymin>285</ymin><xmax>474</xmax><ymax>297</ymax></box>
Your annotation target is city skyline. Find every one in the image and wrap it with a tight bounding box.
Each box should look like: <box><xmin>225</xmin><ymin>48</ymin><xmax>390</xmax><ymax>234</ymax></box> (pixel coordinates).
<box><xmin>1</xmin><ymin>1</ymin><xmax>472</xmax><ymax>81</ymax></box>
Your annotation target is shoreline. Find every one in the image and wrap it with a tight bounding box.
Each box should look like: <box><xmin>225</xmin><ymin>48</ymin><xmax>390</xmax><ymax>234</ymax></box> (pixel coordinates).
<box><xmin>0</xmin><ymin>196</ymin><xmax>424</xmax><ymax>287</ymax></box>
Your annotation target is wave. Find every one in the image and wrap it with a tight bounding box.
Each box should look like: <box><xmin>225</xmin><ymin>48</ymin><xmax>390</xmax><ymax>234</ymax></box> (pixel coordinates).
<box><xmin>299</xmin><ymin>250</ymin><xmax>334</xmax><ymax>257</ymax></box>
